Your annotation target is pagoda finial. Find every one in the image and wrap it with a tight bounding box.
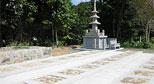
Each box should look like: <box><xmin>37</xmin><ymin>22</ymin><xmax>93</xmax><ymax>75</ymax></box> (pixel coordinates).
<box><xmin>94</xmin><ymin>0</ymin><xmax>96</xmax><ymax>11</ymax></box>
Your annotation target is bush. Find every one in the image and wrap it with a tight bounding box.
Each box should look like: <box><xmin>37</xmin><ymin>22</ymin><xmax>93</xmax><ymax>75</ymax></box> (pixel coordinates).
<box><xmin>10</xmin><ymin>42</ymin><xmax>30</xmax><ymax>49</ymax></box>
<box><xmin>121</xmin><ymin>41</ymin><xmax>137</xmax><ymax>48</ymax></box>
<box><xmin>143</xmin><ymin>42</ymin><xmax>150</xmax><ymax>49</ymax></box>
<box><xmin>143</xmin><ymin>42</ymin><xmax>154</xmax><ymax>49</ymax></box>
<box><xmin>129</xmin><ymin>41</ymin><xmax>137</xmax><ymax>48</ymax></box>
<box><xmin>149</xmin><ymin>43</ymin><xmax>154</xmax><ymax>49</ymax></box>
<box><xmin>151</xmin><ymin>37</ymin><xmax>154</xmax><ymax>43</ymax></box>
<box><xmin>7</xmin><ymin>42</ymin><xmax>18</xmax><ymax>46</ymax></box>
<box><xmin>121</xmin><ymin>41</ymin><xmax>154</xmax><ymax>49</ymax></box>
<box><xmin>58</xmin><ymin>41</ymin><xmax>67</xmax><ymax>47</ymax></box>
<box><xmin>18</xmin><ymin>42</ymin><xmax>30</xmax><ymax>46</ymax></box>
<box><xmin>121</xmin><ymin>41</ymin><xmax>130</xmax><ymax>48</ymax></box>
<box><xmin>43</xmin><ymin>40</ymin><xmax>52</xmax><ymax>47</ymax></box>
<box><xmin>43</xmin><ymin>40</ymin><xmax>67</xmax><ymax>47</ymax></box>
<box><xmin>137</xmin><ymin>42</ymin><xmax>144</xmax><ymax>48</ymax></box>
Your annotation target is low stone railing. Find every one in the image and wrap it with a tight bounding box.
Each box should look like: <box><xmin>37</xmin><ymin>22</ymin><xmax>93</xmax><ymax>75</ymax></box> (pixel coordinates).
<box><xmin>0</xmin><ymin>46</ymin><xmax>52</xmax><ymax>65</ymax></box>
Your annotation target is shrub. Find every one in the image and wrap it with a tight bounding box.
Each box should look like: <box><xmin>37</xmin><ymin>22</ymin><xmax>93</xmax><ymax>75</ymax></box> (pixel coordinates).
<box><xmin>18</xmin><ymin>42</ymin><xmax>30</xmax><ymax>46</ymax></box>
<box><xmin>58</xmin><ymin>41</ymin><xmax>67</xmax><ymax>47</ymax></box>
<box><xmin>137</xmin><ymin>42</ymin><xmax>144</xmax><ymax>48</ymax></box>
<box><xmin>143</xmin><ymin>42</ymin><xmax>150</xmax><ymax>49</ymax></box>
<box><xmin>129</xmin><ymin>41</ymin><xmax>137</xmax><ymax>48</ymax></box>
<box><xmin>8</xmin><ymin>42</ymin><xmax>18</xmax><ymax>46</ymax></box>
<box><xmin>43</xmin><ymin>41</ymin><xmax>67</xmax><ymax>47</ymax></box>
<box><xmin>11</xmin><ymin>42</ymin><xmax>30</xmax><ymax>49</ymax></box>
<box><xmin>142</xmin><ymin>42</ymin><xmax>154</xmax><ymax>49</ymax></box>
<box><xmin>121</xmin><ymin>41</ymin><xmax>137</xmax><ymax>48</ymax></box>
<box><xmin>121</xmin><ymin>41</ymin><xmax>130</xmax><ymax>48</ymax></box>
<box><xmin>151</xmin><ymin>37</ymin><xmax>154</xmax><ymax>43</ymax></box>
<box><xmin>136</xmin><ymin>42</ymin><xmax>154</xmax><ymax>49</ymax></box>
<box><xmin>43</xmin><ymin>40</ymin><xmax>52</xmax><ymax>47</ymax></box>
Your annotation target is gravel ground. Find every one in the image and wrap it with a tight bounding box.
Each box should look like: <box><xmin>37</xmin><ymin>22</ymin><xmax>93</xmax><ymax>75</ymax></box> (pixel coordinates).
<box><xmin>0</xmin><ymin>49</ymin><xmax>154</xmax><ymax>84</ymax></box>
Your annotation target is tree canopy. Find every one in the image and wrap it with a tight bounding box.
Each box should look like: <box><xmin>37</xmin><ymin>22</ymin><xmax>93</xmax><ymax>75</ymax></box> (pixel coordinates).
<box><xmin>0</xmin><ymin>0</ymin><xmax>154</xmax><ymax>48</ymax></box>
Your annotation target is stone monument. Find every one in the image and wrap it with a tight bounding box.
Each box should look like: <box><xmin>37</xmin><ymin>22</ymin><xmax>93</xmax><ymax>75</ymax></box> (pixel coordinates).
<box><xmin>83</xmin><ymin>0</ymin><xmax>120</xmax><ymax>50</ymax></box>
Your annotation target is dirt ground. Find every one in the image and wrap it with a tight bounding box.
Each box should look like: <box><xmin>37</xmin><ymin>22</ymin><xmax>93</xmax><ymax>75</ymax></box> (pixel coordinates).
<box><xmin>52</xmin><ymin>47</ymin><xmax>154</xmax><ymax>56</ymax></box>
<box><xmin>52</xmin><ymin>45</ymin><xmax>81</xmax><ymax>56</ymax></box>
<box><xmin>118</xmin><ymin>48</ymin><xmax>154</xmax><ymax>54</ymax></box>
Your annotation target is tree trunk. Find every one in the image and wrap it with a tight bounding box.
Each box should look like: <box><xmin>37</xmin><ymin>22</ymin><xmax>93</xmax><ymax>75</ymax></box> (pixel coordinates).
<box><xmin>145</xmin><ymin>25</ymin><xmax>148</xmax><ymax>42</ymax></box>
<box><xmin>116</xmin><ymin>22</ymin><xmax>121</xmax><ymax>38</ymax></box>
<box><xmin>15</xmin><ymin>27</ymin><xmax>23</xmax><ymax>43</ymax></box>
<box><xmin>115</xmin><ymin>0</ymin><xmax>125</xmax><ymax>39</ymax></box>
<box><xmin>55</xmin><ymin>30</ymin><xmax>58</xmax><ymax>47</ymax></box>
<box><xmin>139</xmin><ymin>36</ymin><xmax>142</xmax><ymax>42</ymax></box>
<box><xmin>0</xmin><ymin>27</ymin><xmax>3</xmax><ymax>47</ymax></box>
<box><xmin>0</xmin><ymin>1</ymin><xmax>3</xmax><ymax>47</ymax></box>
<box><xmin>148</xmin><ymin>25</ymin><xmax>151</xmax><ymax>42</ymax></box>
<box><xmin>52</xmin><ymin>29</ymin><xmax>54</xmax><ymax>42</ymax></box>
<box><xmin>113</xmin><ymin>18</ymin><xmax>116</xmax><ymax>37</ymax></box>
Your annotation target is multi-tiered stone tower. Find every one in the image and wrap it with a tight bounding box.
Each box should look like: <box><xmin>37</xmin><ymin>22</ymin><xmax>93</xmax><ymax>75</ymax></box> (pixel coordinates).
<box><xmin>83</xmin><ymin>0</ymin><xmax>108</xmax><ymax>50</ymax></box>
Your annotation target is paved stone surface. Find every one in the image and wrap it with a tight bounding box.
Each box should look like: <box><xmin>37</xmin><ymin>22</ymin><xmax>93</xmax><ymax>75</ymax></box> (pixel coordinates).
<box><xmin>0</xmin><ymin>49</ymin><xmax>154</xmax><ymax>84</ymax></box>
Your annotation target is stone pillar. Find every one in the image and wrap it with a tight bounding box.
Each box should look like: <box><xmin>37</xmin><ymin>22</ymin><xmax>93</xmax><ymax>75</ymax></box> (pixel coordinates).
<box><xmin>86</xmin><ymin>30</ymin><xmax>89</xmax><ymax>34</ymax></box>
<box><xmin>102</xmin><ymin>30</ymin><xmax>105</xmax><ymax>36</ymax></box>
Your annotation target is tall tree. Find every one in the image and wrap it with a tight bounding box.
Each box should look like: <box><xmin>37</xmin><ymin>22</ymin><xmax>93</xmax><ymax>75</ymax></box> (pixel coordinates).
<box><xmin>40</xmin><ymin>0</ymin><xmax>76</xmax><ymax>46</ymax></box>
<box><xmin>68</xmin><ymin>2</ymin><xmax>92</xmax><ymax>44</ymax></box>
<box><xmin>132</xmin><ymin>0</ymin><xmax>154</xmax><ymax>42</ymax></box>
<box><xmin>1</xmin><ymin>0</ymin><xmax>37</xmax><ymax>43</ymax></box>
<box><xmin>0</xmin><ymin>0</ymin><xmax>3</xmax><ymax>47</ymax></box>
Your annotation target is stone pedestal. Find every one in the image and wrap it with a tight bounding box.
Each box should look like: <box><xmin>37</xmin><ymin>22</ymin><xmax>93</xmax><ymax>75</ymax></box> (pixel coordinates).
<box><xmin>83</xmin><ymin>36</ymin><xmax>108</xmax><ymax>50</ymax></box>
<box><xmin>83</xmin><ymin>28</ymin><xmax>108</xmax><ymax>50</ymax></box>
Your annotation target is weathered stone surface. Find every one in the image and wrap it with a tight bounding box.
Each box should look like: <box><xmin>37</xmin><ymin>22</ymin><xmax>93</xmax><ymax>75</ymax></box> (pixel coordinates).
<box><xmin>0</xmin><ymin>52</ymin><xmax>6</xmax><ymax>57</ymax></box>
<box><xmin>1</xmin><ymin>57</ymin><xmax>10</xmax><ymax>63</ymax></box>
<box><xmin>14</xmin><ymin>58</ymin><xmax>23</xmax><ymax>63</ymax></box>
<box><xmin>24</xmin><ymin>57</ymin><xmax>32</xmax><ymax>61</ymax></box>
<box><xmin>0</xmin><ymin>47</ymin><xmax>52</xmax><ymax>65</ymax></box>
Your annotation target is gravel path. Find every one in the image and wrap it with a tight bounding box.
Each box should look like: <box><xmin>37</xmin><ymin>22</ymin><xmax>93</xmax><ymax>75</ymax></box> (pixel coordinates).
<box><xmin>0</xmin><ymin>49</ymin><xmax>154</xmax><ymax>84</ymax></box>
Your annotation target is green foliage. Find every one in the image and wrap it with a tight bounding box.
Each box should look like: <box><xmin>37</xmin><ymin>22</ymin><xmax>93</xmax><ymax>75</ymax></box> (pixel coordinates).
<box><xmin>43</xmin><ymin>40</ymin><xmax>66</xmax><ymax>47</ymax></box>
<box><xmin>58</xmin><ymin>41</ymin><xmax>66</xmax><ymax>47</ymax></box>
<box><xmin>43</xmin><ymin>40</ymin><xmax>52</xmax><ymax>47</ymax></box>
<box><xmin>121</xmin><ymin>41</ymin><xmax>131</xmax><ymax>48</ymax></box>
<box><xmin>63</xmin><ymin>35</ymin><xmax>73</xmax><ymax>40</ymax></box>
<box><xmin>121</xmin><ymin>41</ymin><xmax>154</xmax><ymax>49</ymax></box>
<box><xmin>13</xmin><ymin>46</ymin><xmax>29</xmax><ymax>49</ymax></box>
<box><xmin>137</xmin><ymin>42</ymin><xmax>144</xmax><ymax>48</ymax></box>
<box><xmin>8</xmin><ymin>42</ymin><xmax>30</xmax><ymax>49</ymax></box>
<box><xmin>18</xmin><ymin>42</ymin><xmax>30</xmax><ymax>46</ymax></box>
<box><xmin>42</xmin><ymin>20</ymin><xmax>52</xmax><ymax>25</ymax></box>
<box><xmin>0</xmin><ymin>0</ymin><xmax>154</xmax><ymax>48</ymax></box>
<box><xmin>151</xmin><ymin>37</ymin><xmax>154</xmax><ymax>43</ymax></box>
<box><xmin>121</xmin><ymin>41</ymin><xmax>137</xmax><ymax>48</ymax></box>
<box><xmin>8</xmin><ymin>42</ymin><xmax>30</xmax><ymax>46</ymax></box>
<box><xmin>143</xmin><ymin>42</ymin><xmax>154</xmax><ymax>49</ymax></box>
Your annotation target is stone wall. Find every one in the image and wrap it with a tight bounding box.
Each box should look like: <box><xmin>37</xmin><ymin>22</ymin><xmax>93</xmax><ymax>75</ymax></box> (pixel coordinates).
<box><xmin>0</xmin><ymin>47</ymin><xmax>52</xmax><ymax>65</ymax></box>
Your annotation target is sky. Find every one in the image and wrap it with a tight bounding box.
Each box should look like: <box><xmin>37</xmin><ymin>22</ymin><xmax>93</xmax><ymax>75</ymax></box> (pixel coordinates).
<box><xmin>72</xmin><ymin>0</ymin><xmax>90</xmax><ymax>5</ymax></box>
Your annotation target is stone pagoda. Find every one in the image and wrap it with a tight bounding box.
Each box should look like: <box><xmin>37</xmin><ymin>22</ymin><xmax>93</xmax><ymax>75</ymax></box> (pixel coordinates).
<box><xmin>83</xmin><ymin>0</ymin><xmax>120</xmax><ymax>50</ymax></box>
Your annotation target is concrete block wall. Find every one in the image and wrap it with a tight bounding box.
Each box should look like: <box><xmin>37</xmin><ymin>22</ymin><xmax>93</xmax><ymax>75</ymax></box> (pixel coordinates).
<box><xmin>0</xmin><ymin>47</ymin><xmax>52</xmax><ymax>65</ymax></box>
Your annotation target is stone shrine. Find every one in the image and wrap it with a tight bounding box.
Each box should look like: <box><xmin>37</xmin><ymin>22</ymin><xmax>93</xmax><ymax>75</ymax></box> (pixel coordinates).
<box><xmin>83</xmin><ymin>0</ymin><xmax>120</xmax><ymax>50</ymax></box>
